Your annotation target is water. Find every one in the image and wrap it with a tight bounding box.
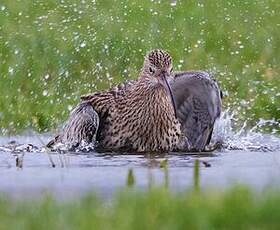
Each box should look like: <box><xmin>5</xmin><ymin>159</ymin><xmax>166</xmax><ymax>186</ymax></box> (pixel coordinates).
<box><xmin>212</xmin><ymin>109</ymin><xmax>280</xmax><ymax>152</ymax></box>
<box><xmin>0</xmin><ymin>111</ymin><xmax>279</xmax><ymax>200</ymax></box>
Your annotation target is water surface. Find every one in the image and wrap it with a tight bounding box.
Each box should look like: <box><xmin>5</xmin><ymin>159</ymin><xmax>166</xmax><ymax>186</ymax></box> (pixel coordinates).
<box><xmin>0</xmin><ymin>137</ymin><xmax>279</xmax><ymax>200</ymax></box>
<box><xmin>0</xmin><ymin>113</ymin><xmax>279</xmax><ymax>200</ymax></box>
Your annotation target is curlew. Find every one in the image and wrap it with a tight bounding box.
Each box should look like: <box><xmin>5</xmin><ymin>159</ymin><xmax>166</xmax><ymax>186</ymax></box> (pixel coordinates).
<box><xmin>47</xmin><ymin>49</ymin><xmax>222</xmax><ymax>152</ymax></box>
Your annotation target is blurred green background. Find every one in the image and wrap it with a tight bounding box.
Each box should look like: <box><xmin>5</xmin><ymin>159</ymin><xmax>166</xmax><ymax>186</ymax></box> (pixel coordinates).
<box><xmin>0</xmin><ymin>0</ymin><xmax>279</xmax><ymax>134</ymax></box>
<box><xmin>1</xmin><ymin>186</ymin><xmax>280</xmax><ymax>230</ymax></box>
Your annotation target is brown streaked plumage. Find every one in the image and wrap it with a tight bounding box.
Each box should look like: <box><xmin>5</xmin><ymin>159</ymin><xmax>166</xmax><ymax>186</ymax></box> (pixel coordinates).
<box><xmin>48</xmin><ymin>49</ymin><xmax>183</xmax><ymax>152</ymax></box>
<box><xmin>47</xmin><ymin>51</ymin><xmax>223</xmax><ymax>152</ymax></box>
<box><xmin>82</xmin><ymin>70</ymin><xmax>222</xmax><ymax>152</ymax></box>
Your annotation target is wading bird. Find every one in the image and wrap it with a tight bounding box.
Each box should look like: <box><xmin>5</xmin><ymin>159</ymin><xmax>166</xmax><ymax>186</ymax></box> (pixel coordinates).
<box><xmin>47</xmin><ymin>49</ymin><xmax>222</xmax><ymax>152</ymax></box>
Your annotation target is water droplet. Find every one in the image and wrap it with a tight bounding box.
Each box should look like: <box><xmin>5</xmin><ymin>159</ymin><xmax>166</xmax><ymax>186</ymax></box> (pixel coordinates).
<box><xmin>80</xmin><ymin>41</ymin><xmax>86</xmax><ymax>48</ymax></box>
<box><xmin>8</xmin><ymin>67</ymin><xmax>14</xmax><ymax>75</ymax></box>
<box><xmin>170</xmin><ymin>1</ymin><xmax>177</xmax><ymax>7</ymax></box>
<box><xmin>42</xmin><ymin>90</ymin><xmax>48</xmax><ymax>96</ymax></box>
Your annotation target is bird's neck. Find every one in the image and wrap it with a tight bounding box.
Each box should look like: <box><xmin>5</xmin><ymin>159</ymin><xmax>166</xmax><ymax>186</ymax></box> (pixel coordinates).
<box><xmin>133</xmin><ymin>77</ymin><xmax>176</xmax><ymax>118</ymax></box>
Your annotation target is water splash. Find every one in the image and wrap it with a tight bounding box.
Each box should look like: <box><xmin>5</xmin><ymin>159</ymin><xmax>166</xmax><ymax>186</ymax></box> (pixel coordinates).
<box><xmin>0</xmin><ymin>110</ymin><xmax>279</xmax><ymax>153</ymax></box>
<box><xmin>212</xmin><ymin>109</ymin><xmax>280</xmax><ymax>152</ymax></box>
<box><xmin>50</xmin><ymin>140</ymin><xmax>95</xmax><ymax>153</ymax></box>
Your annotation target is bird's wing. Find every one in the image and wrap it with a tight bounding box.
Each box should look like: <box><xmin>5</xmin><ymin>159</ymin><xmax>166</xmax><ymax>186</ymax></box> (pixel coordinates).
<box><xmin>78</xmin><ymin>79</ymin><xmax>137</xmax><ymax>145</ymax></box>
<box><xmin>46</xmin><ymin>101</ymin><xmax>100</xmax><ymax>149</ymax></box>
<box><xmin>171</xmin><ymin>71</ymin><xmax>222</xmax><ymax>151</ymax></box>
<box><xmin>80</xmin><ymin>79</ymin><xmax>136</xmax><ymax>116</ymax></box>
<box><xmin>81</xmin><ymin>79</ymin><xmax>136</xmax><ymax>101</ymax></box>
<box><xmin>60</xmin><ymin>101</ymin><xmax>100</xmax><ymax>145</ymax></box>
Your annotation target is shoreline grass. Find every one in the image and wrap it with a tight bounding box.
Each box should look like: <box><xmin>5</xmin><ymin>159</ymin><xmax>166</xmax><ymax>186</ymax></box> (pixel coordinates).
<box><xmin>0</xmin><ymin>186</ymin><xmax>280</xmax><ymax>229</ymax></box>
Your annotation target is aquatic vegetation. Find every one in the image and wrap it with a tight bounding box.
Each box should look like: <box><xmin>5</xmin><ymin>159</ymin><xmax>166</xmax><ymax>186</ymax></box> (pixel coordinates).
<box><xmin>0</xmin><ymin>0</ymin><xmax>279</xmax><ymax>134</ymax></box>
<box><xmin>0</xmin><ymin>186</ymin><xmax>280</xmax><ymax>229</ymax></box>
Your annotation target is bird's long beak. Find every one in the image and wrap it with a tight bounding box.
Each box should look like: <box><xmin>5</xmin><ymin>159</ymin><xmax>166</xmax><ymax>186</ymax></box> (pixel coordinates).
<box><xmin>160</xmin><ymin>72</ymin><xmax>177</xmax><ymax>119</ymax></box>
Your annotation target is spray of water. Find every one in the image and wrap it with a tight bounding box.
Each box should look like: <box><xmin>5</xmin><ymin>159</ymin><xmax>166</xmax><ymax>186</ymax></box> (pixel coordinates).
<box><xmin>0</xmin><ymin>109</ymin><xmax>279</xmax><ymax>153</ymax></box>
<box><xmin>212</xmin><ymin>109</ymin><xmax>280</xmax><ymax>152</ymax></box>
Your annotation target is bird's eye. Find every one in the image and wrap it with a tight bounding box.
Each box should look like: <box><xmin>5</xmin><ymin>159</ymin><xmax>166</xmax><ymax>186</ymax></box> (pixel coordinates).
<box><xmin>149</xmin><ymin>67</ymin><xmax>154</xmax><ymax>74</ymax></box>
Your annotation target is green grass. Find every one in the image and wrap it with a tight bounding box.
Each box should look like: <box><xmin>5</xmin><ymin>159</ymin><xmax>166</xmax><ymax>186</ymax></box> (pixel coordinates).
<box><xmin>0</xmin><ymin>0</ymin><xmax>279</xmax><ymax>134</ymax></box>
<box><xmin>0</xmin><ymin>186</ymin><xmax>280</xmax><ymax>229</ymax></box>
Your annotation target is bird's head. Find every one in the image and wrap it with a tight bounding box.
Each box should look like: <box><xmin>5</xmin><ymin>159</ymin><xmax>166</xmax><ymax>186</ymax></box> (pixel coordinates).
<box><xmin>141</xmin><ymin>49</ymin><xmax>177</xmax><ymax>118</ymax></box>
<box><xmin>142</xmin><ymin>49</ymin><xmax>173</xmax><ymax>80</ymax></box>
